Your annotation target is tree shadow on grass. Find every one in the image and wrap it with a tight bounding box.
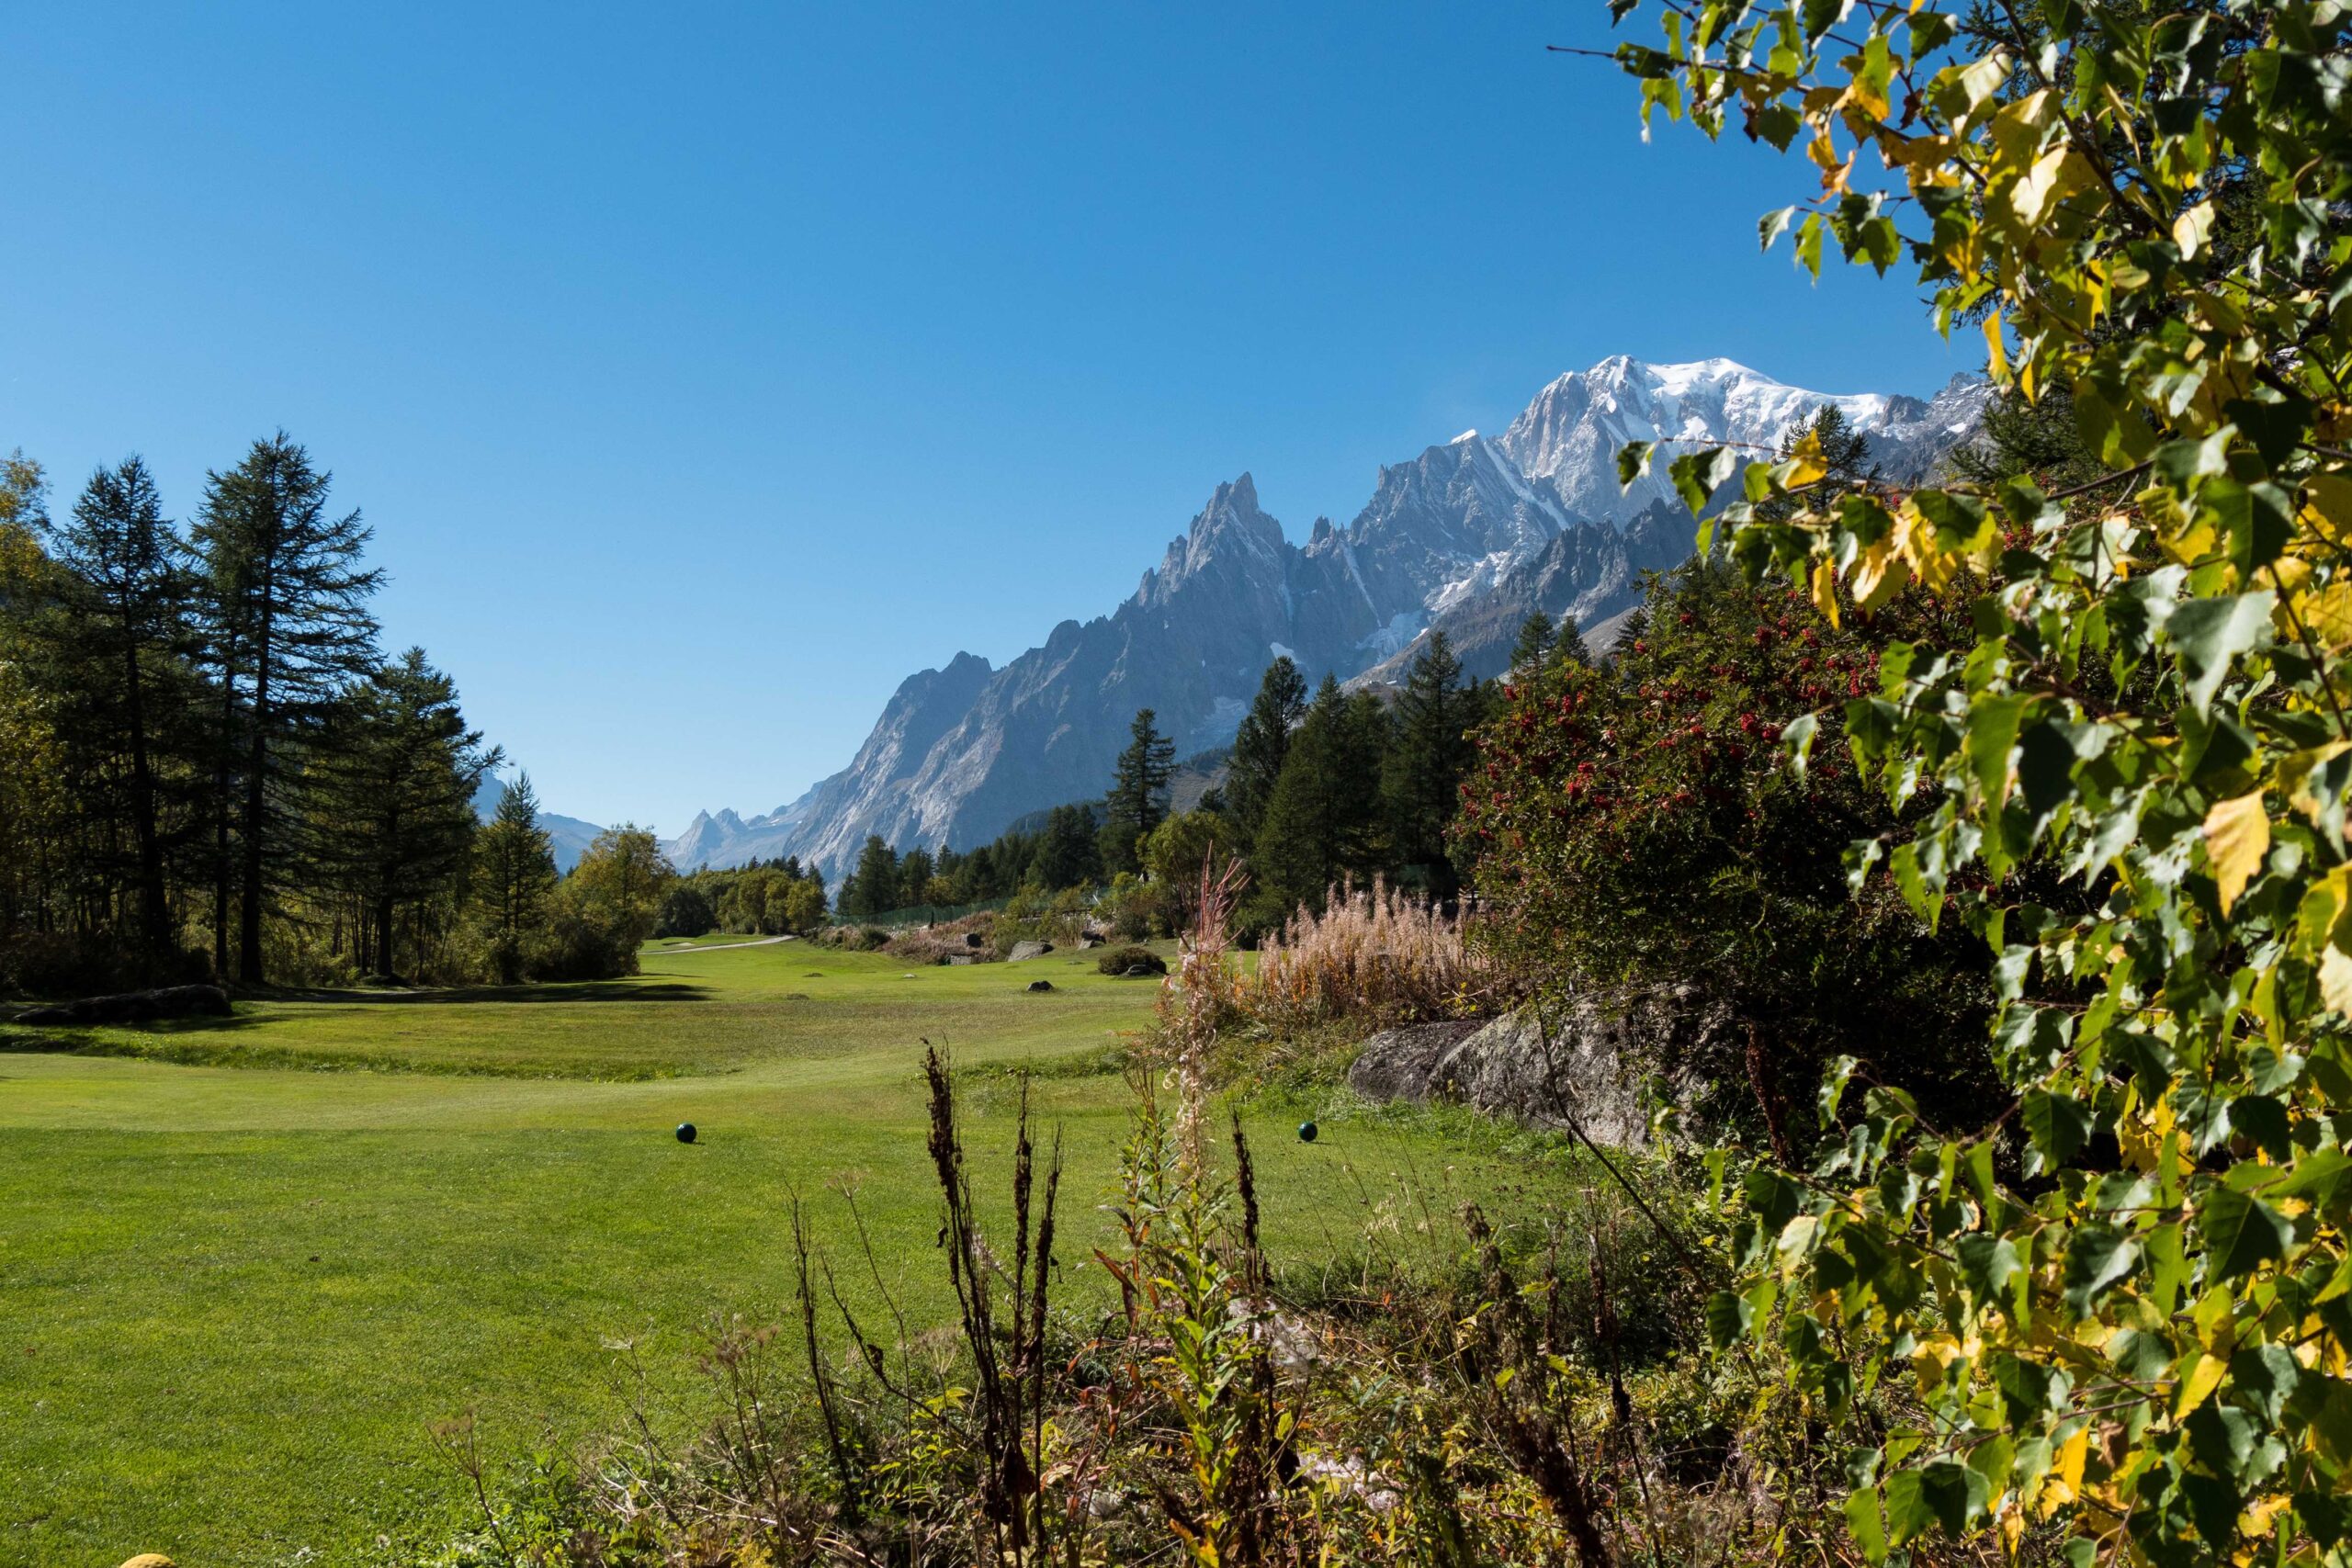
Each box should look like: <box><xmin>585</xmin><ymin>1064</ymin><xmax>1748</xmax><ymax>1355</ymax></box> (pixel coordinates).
<box><xmin>0</xmin><ymin>981</ymin><xmax>714</xmax><ymax>1054</ymax></box>
<box><xmin>259</xmin><ymin>981</ymin><xmax>712</xmax><ymax>1006</ymax></box>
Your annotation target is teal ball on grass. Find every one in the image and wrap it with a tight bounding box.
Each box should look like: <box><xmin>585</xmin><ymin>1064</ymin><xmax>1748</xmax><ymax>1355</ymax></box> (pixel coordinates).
<box><xmin>675</xmin><ymin>1122</ymin><xmax>697</xmax><ymax>1145</ymax></box>
<box><xmin>1297</xmin><ymin>1121</ymin><xmax>1317</xmax><ymax>1144</ymax></box>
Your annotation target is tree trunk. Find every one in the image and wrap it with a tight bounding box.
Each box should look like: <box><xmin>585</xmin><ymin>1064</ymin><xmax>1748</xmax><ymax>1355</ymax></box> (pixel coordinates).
<box><xmin>375</xmin><ymin>890</ymin><xmax>396</xmax><ymax>979</ymax></box>
<box><xmin>213</xmin><ymin>675</ymin><xmax>236</xmax><ymax>982</ymax></box>
<box><xmin>237</xmin><ymin>594</ymin><xmax>272</xmax><ymax>987</ymax></box>
<box><xmin>121</xmin><ymin>630</ymin><xmax>168</xmax><ymax>974</ymax></box>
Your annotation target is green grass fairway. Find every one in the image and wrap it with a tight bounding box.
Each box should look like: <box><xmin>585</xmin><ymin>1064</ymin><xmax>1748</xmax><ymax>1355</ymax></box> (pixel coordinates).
<box><xmin>0</xmin><ymin>941</ymin><xmax>1552</xmax><ymax>1567</ymax></box>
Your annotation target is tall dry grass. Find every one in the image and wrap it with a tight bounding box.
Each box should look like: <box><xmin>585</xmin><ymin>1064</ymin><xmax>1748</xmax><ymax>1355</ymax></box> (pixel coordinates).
<box><xmin>1154</xmin><ymin>855</ymin><xmax>1248</xmax><ymax>1167</ymax></box>
<box><xmin>1233</xmin><ymin>876</ymin><xmax>1512</xmax><ymax>1032</ymax></box>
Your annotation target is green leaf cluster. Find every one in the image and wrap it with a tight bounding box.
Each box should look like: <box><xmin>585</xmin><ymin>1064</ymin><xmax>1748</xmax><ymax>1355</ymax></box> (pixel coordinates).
<box><xmin>1612</xmin><ymin>1</ymin><xmax>2352</xmax><ymax>1560</ymax></box>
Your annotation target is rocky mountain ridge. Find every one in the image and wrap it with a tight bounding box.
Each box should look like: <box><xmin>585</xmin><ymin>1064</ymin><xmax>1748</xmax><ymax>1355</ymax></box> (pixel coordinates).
<box><xmin>665</xmin><ymin>355</ymin><xmax>1991</xmax><ymax>876</ymax></box>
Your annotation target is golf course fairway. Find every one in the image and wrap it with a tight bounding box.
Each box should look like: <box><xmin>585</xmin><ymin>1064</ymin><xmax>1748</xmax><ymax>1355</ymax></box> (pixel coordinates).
<box><xmin>0</xmin><ymin>940</ymin><xmax>1546</xmax><ymax>1566</ymax></box>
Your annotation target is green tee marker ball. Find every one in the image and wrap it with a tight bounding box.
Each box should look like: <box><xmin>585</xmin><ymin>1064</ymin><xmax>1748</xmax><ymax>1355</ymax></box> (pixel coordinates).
<box><xmin>1297</xmin><ymin>1121</ymin><xmax>1317</xmax><ymax>1144</ymax></box>
<box><xmin>675</xmin><ymin>1122</ymin><xmax>697</xmax><ymax>1145</ymax></box>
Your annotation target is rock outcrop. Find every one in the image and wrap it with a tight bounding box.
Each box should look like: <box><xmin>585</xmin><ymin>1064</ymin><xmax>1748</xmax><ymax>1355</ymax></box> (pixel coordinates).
<box><xmin>15</xmin><ymin>985</ymin><xmax>234</xmax><ymax>1027</ymax></box>
<box><xmin>1349</xmin><ymin>991</ymin><xmax>1733</xmax><ymax>1148</ymax></box>
<box><xmin>1347</xmin><ymin>1021</ymin><xmax>1484</xmax><ymax>1103</ymax></box>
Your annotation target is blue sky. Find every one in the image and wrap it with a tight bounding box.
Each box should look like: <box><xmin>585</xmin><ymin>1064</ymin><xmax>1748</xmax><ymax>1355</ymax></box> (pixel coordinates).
<box><xmin>0</xmin><ymin>2</ymin><xmax>1976</xmax><ymax>833</ymax></box>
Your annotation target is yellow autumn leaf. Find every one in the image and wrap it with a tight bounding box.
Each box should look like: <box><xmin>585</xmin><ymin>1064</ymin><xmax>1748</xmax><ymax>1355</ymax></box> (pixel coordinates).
<box><xmin>1984</xmin><ymin>310</ymin><xmax>2010</xmax><ymax>383</ymax></box>
<box><xmin>2173</xmin><ymin>199</ymin><xmax>2216</xmax><ymax>260</ymax></box>
<box><xmin>2203</xmin><ymin>791</ymin><xmax>2270</xmax><ymax>913</ymax></box>
<box><xmin>1783</xmin><ymin>428</ymin><xmax>1830</xmax><ymax>489</ymax></box>
<box><xmin>2173</xmin><ymin>1351</ymin><xmax>2227</xmax><ymax>1419</ymax></box>
<box><xmin>2007</xmin><ymin>145</ymin><xmax>2076</xmax><ymax>228</ymax></box>
<box><xmin>1811</xmin><ymin>558</ymin><xmax>1842</xmax><ymax>628</ymax></box>
<box><xmin>2294</xmin><ymin>581</ymin><xmax>2352</xmax><ymax>650</ymax></box>
<box><xmin>1895</xmin><ymin>500</ymin><xmax>1958</xmax><ymax>595</ymax></box>
<box><xmin>2281</xmin><ymin>743</ymin><xmax>2351</xmax><ymax>829</ymax></box>
<box><xmin>2239</xmin><ymin>1494</ymin><xmax>2293</xmax><ymax>1540</ymax></box>
<box><xmin>2301</xmin><ymin>473</ymin><xmax>2352</xmax><ymax>545</ymax></box>
<box><xmin>1849</xmin><ymin>535</ymin><xmax>1910</xmax><ymax>611</ymax></box>
<box><xmin>2038</xmin><ymin>1427</ymin><xmax>2088</xmax><ymax>1517</ymax></box>
<box><xmin>2322</xmin><ymin>945</ymin><xmax>2352</xmax><ymax>1017</ymax></box>
<box><xmin>2119</xmin><ymin>1097</ymin><xmax>2190</xmax><ymax>1180</ymax></box>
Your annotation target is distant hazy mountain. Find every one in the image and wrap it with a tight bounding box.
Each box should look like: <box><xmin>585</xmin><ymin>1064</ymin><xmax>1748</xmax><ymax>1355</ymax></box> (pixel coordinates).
<box><xmin>471</xmin><ymin>774</ymin><xmax>605</xmax><ymax>874</ymax></box>
<box><xmin>670</xmin><ymin>356</ymin><xmax>1988</xmax><ymax>878</ymax></box>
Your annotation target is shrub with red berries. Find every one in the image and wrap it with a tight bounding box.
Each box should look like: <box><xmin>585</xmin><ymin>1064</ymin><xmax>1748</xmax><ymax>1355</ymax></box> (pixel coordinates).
<box><xmin>1455</xmin><ymin>559</ymin><xmax>2001</xmax><ymax>1146</ymax></box>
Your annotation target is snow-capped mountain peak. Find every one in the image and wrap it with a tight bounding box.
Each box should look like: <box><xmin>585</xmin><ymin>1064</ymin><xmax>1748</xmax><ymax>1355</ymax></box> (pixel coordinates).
<box><xmin>1498</xmin><ymin>355</ymin><xmax>1946</xmax><ymax>524</ymax></box>
<box><xmin>673</xmin><ymin>354</ymin><xmax>1988</xmax><ymax>878</ymax></box>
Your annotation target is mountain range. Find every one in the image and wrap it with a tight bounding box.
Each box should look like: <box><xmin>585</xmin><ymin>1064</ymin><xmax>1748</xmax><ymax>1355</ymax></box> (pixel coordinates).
<box><xmin>663</xmin><ymin>355</ymin><xmax>1992</xmax><ymax>877</ymax></box>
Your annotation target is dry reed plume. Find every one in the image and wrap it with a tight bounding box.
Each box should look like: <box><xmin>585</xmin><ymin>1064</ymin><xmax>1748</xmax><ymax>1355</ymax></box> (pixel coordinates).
<box><xmin>1236</xmin><ymin>876</ymin><xmax>1511</xmax><ymax>1031</ymax></box>
<box><xmin>1154</xmin><ymin>854</ymin><xmax>1247</xmax><ymax>1168</ymax></box>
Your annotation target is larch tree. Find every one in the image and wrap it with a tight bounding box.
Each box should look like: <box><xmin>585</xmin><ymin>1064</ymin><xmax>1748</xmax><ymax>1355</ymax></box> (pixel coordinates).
<box><xmin>190</xmin><ymin>434</ymin><xmax>380</xmax><ymax>984</ymax></box>
<box><xmin>1031</xmin><ymin>803</ymin><xmax>1102</xmax><ymax>892</ymax></box>
<box><xmin>848</xmin><ymin>833</ymin><xmax>900</xmax><ymax>918</ymax></box>
<box><xmin>0</xmin><ymin>456</ymin><xmax>63</xmax><ymax>941</ymax></box>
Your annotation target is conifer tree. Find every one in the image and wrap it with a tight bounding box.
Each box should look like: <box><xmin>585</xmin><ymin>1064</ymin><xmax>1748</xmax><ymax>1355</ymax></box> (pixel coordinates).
<box><xmin>1758</xmin><ymin>404</ymin><xmax>1877</xmax><ymax>525</ymax></box>
<box><xmin>45</xmin><ymin>457</ymin><xmax>194</xmax><ymax>966</ymax></box>
<box><xmin>313</xmin><ymin>648</ymin><xmax>496</xmax><ymax>977</ymax></box>
<box><xmin>1554</xmin><ymin>613</ymin><xmax>1593</xmax><ymax>668</ymax></box>
<box><xmin>1510</xmin><ymin>610</ymin><xmax>1555</xmax><ymax>671</ymax></box>
<box><xmin>1098</xmin><ymin>707</ymin><xmax>1175</xmax><ymax>877</ymax></box>
<box><xmin>1032</xmin><ymin>803</ymin><xmax>1102</xmax><ymax>891</ymax></box>
<box><xmin>1224</xmin><ymin>657</ymin><xmax>1306</xmax><ymax>838</ymax></box>
<box><xmin>190</xmin><ymin>434</ymin><xmax>381</xmax><ymax>983</ymax></box>
<box><xmin>1252</xmin><ymin>674</ymin><xmax>1386</xmax><ymax>912</ymax></box>
<box><xmin>849</xmin><ymin>833</ymin><xmax>900</xmax><ymax>917</ymax></box>
<box><xmin>473</xmin><ymin>773</ymin><xmax>557</xmax><ymax>985</ymax></box>
<box><xmin>1382</xmin><ymin>631</ymin><xmax>1477</xmax><ymax>897</ymax></box>
<box><xmin>899</xmin><ymin>845</ymin><xmax>936</xmax><ymax>905</ymax></box>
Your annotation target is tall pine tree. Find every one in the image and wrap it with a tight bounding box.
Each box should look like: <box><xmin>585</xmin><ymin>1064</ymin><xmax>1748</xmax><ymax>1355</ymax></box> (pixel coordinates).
<box><xmin>1098</xmin><ymin>707</ymin><xmax>1175</xmax><ymax>877</ymax></box>
<box><xmin>474</xmin><ymin>773</ymin><xmax>558</xmax><ymax>985</ymax></box>
<box><xmin>45</xmin><ymin>457</ymin><xmax>195</xmax><ymax>966</ymax></box>
<box><xmin>1032</xmin><ymin>803</ymin><xmax>1102</xmax><ymax>891</ymax></box>
<box><xmin>848</xmin><ymin>833</ymin><xmax>900</xmax><ymax>917</ymax></box>
<box><xmin>1510</xmin><ymin>611</ymin><xmax>1555</xmax><ymax>671</ymax></box>
<box><xmin>1382</xmin><ymin>631</ymin><xmax>1479</xmax><ymax>897</ymax></box>
<box><xmin>1252</xmin><ymin>674</ymin><xmax>1388</xmax><ymax>913</ymax></box>
<box><xmin>313</xmin><ymin>648</ymin><xmax>497</xmax><ymax>977</ymax></box>
<box><xmin>1555</xmin><ymin>614</ymin><xmax>1593</xmax><ymax>668</ymax></box>
<box><xmin>1225</xmin><ymin>657</ymin><xmax>1306</xmax><ymax>838</ymax></box>
<box><xmin>192</xmin><ymin>434</ymin><xmax>381</xmax><ymax>983</ymax></box>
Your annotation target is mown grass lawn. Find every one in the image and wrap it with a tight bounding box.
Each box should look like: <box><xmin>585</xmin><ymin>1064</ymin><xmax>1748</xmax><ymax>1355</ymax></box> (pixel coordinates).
<box><xmin>0</xmin><ymin>941</ymin><xmax>1556</xmax><ymax>1568</ymax></box>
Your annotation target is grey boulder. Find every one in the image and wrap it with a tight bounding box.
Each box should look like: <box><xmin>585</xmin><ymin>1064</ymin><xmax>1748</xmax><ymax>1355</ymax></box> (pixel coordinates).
<box><xmin>1350</xmin><ymin>997</ymin><xmax>1717</xmax><ymax>1149</ymax></box>
<box><xmin>1346</xmin><ymin>1021</ymin><xmax>1483</xmax><ymax>1103</ymax></box>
